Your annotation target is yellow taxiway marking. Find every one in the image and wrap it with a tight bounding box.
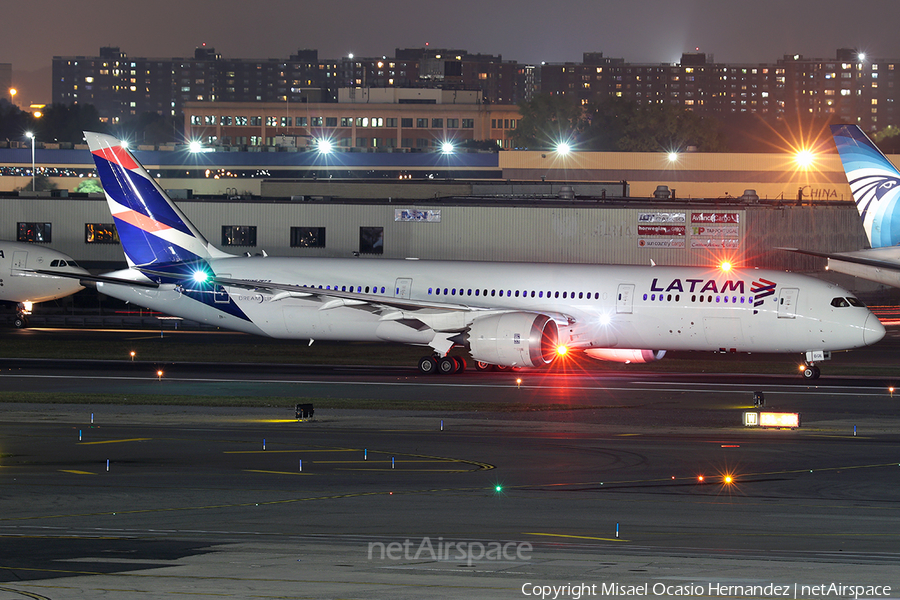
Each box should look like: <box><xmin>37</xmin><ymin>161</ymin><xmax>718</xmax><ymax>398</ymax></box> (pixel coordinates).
<box><xmin>224</xmin><ymin>448</ymin><xmax>357</xmax><ymax>454</ymax></box>
<box><xmin>58</xmin><ymin>470</ymin><xmax>96</xmax><ymax>475</ymax></box>
<box><xmin>311</xmin><ymin>460</ymin><xmax>457</xmax><ymax>464</ymax></box>
<box><xmin>337</xmin><ymin>468</ymin><xmax>472</xmax><ymax>472</ymax></box>
<box><xmin>78</xmin><ymin>438</ymin><xmax>151</xmax><ymax>445</ymax></box>
<box><xmin>524</xmin><ymin>532</ymin><xmax>628</xmax><ymax>543</ymax></box>
<box><xmin>244</xmin><ymin>469</ymin><xmax>313</xmax><ymax>476</ymax></box>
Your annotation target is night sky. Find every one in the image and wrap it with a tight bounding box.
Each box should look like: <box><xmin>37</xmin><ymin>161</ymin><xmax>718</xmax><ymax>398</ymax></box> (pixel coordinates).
<box><xmin>6</xmin><ymin>0</ymin><xmax>899</xmax><ymax>104</ymax></box>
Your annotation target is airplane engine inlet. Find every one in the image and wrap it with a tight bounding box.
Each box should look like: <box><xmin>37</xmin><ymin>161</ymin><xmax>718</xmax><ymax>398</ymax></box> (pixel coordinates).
<box><xmin>468</xmin><ymin>312</ymin><xmax>559</xmax><ymax>368</ymax></box>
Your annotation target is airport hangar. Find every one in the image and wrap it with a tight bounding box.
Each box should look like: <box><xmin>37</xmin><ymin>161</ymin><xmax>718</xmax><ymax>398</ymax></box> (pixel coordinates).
<box><xmin>0</xmin><ymin>143</ymin><xmax>880</xmax><ymax>294</ymax></box>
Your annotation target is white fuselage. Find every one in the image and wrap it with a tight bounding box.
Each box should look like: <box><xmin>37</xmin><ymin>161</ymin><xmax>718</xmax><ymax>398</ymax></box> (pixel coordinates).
<box><xmin>0</xmin><ymin>241</ymin><xmax>87</xmax><ymax>305</ymax></box>
<box><xmin>96</xmin><ymin>257</ymin><xmax>882</xmax><ymax>354</ymax></box>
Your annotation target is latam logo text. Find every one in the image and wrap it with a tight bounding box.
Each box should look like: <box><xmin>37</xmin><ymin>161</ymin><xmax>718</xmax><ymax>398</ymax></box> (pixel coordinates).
<box><xmin>650</xmin><ymin>278</ymin><xmax>748</xmax><ymax>294</ymax></box>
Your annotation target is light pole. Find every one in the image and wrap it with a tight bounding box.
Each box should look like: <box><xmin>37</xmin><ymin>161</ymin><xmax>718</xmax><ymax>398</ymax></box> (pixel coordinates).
<box><xmin>25</xmin><ymin>132</ymin><xmax>35</xmax><ymax>192</ymax></box>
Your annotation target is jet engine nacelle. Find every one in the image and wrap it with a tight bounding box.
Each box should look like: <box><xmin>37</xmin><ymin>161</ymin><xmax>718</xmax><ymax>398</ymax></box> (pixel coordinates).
<box><xmin>468</xmin><ymin>312</ymin><xmax>559</xmax><ymax>368</ymax></box>
<box><xmin>584</xmin><ymin>348</ymin><xmax>666</xmax><ymax>364</ymax></box>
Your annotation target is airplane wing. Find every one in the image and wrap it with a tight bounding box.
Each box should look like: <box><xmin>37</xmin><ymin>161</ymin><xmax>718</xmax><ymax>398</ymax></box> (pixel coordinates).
<box><xmin>28</xmin><ymin>269</ymin><xmax>161</xmax><ymax>289</ymax></box>
<box><xmin>780</xmin><ymin>247</ymin><xmax>900</xmax><ymax>273</ymax></box>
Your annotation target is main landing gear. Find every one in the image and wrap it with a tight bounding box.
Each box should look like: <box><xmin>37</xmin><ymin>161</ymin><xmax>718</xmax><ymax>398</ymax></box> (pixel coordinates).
<box><xmin>417</xmin><ymin>355</ymin><xmax>467</xmax><ymax>374</ymax></box>
<box><xmin>13</xmin><ymin>303</ymin><xmax>30</xmax><ymax>329</ymax></box>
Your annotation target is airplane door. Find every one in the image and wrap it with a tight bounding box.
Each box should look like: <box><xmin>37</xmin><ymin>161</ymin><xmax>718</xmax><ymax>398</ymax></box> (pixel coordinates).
<box><xmin>777</xmin><ymin>288</ymin><xmax>799</xmax><ymax>318</ymax></box>
<box><xmin>11</xmin><ymin>251</ymin><xmax>27</xmax><ymax>275</ymax></box>
<box><xmin>214</xmin><ymin>273</ymin><xmax>231</xmax><ymax>303</ymax></box>
<box><xmin>395</xmin><ymin>277</ymin><xmax>412</xmax><ymax>299</ymax></box>
<box><xmin>616</xmin><ymin>283</ymin><xmax>635</xmax><ymax>314</ymax></box>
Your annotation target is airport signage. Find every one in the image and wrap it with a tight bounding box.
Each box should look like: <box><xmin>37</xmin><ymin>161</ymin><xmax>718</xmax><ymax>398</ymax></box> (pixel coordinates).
<box><xmin>394</xmin><ymin>209</ymin><xmax>441</xmax><ymax>222</ymax></box>
<box><xmin>744</xmin><ymin>411</ymin><xmax>800</xmax><ymax>428</ymax></box>
<box><xmin>638</xmin><ymin>212</ymin><xmax>685</xmax><ymax>223</ymax></box>
<box><xmin>691</xmin><ymin>212</ymin><xmax>739</xmax><ymax>224</ymax></box>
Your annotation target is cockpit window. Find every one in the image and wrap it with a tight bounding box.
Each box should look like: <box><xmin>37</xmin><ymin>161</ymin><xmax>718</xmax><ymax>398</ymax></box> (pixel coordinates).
<box><xmin>830</xmin><ymin>297</ymin><xmax>849</xmax><ymax>308</ymax></box>
<box><xmin>846</xmin><ymin>297</ymin><xmax>865</xmax><ymax>307</ymax></box>
<box><xmin>50</xmin><ymin>260</ymin><xmax>60</xmax><ymax>267</ymax></box>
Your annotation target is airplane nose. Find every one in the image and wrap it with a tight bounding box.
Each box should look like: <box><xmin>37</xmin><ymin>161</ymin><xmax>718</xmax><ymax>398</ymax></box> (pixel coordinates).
<box><xmin>864</xmin><ymin>313</ymin><xmax>886</xmax><ymax>346</ymax></box>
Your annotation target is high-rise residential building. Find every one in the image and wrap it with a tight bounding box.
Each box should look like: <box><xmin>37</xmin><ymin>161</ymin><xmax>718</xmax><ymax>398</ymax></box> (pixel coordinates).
<box><xmin>52</xmin><ymin>46</ymin><xmax>899</xmax><ymax>132</ymax></box>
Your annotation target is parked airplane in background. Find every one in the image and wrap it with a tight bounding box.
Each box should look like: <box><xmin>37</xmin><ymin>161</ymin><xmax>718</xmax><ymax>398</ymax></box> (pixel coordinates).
<box><xmin>0</xmin><ymin>241</ymin><xmax>88</xmax><ymax>327</ymax></box>
<box><xmin>58</xmin><ymin>131</ymin><xmax>884</xmax><ymax>379</ymax></box>
<box><xmin>788</xmin><ymin>125</ymin><xmax>900</xmax><ymax>288</ymax></box>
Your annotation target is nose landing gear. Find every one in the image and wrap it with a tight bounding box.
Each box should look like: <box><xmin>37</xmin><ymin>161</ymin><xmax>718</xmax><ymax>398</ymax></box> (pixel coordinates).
<box><xmin>801</xmin><ymin>364</ymin><xmax>820</xmax><ymax>380</ymax></box>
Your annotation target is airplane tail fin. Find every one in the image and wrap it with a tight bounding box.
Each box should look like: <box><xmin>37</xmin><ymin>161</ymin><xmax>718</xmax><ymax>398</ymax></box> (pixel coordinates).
<box><xmin>830</xmin><ymin>124</ymin><xmax>900</xmax><ymax>248</ymax></box>
<box><xmin>83</xmin><ymin>132</ymin><xmax>233</xmax><ymax>268</ymax></box>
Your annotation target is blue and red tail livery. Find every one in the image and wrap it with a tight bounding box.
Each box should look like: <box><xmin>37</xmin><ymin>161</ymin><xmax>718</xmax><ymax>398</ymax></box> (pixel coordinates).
<box><xmin>84</xmin><ymin>132</ymin><xmax>232</xmax><ymax>268</ymax></box>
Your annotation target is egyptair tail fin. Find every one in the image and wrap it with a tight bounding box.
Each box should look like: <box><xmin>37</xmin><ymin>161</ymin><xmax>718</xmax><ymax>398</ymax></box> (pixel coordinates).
<box><xmin>830</xmin><ymin>124</ymin><xmax>900</xmax><ymax>248</ymax></box>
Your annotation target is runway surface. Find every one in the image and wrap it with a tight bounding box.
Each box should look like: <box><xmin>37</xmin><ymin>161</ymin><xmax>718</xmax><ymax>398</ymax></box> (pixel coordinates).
<box><xmin>0</xmin><ymin>329</ymin><xmax>899</xmax><ymax>598</ymax></box>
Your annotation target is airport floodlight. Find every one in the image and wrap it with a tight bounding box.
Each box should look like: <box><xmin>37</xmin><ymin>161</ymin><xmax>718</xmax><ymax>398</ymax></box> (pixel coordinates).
<box><xmin>441</xmin><ymin>141</ymin><xmax>454</xmax><ymax>154</ymax></box>
<box><xmin>192</xmin><ymin>270</ymin><xmax>209</xmax><ymax>284</ymax></box>
<box><xmin>667</xmin><ymin>152</ymin><xmax>679</xmax><ymax>162</ymax></box>
<box><xmin>317</xmin><ymin>139</ymin><xmax>333</xmax><ymax>155</ymax></box>
<box><xmin>719</xmin><ymin>261</ymin><xmax>733</xmax><ymax>272</ymax></box>
<box><xmin>119</xmin><ymin>140</ymin><xmax>129</xmax><ymax>149</ymax></box>
<box><xmin>794</xmin><ymin>149</ymin><xmax>815</xmax><ymax>169</ymax></box>
<box><xmin>858</xmin><ymin>52</ymin><xmax>867</xmax><ymax>62</ymax></box>
<box><xmin>556</xmin><ymin>142</ymin><xmax>571</xmax><ymax>155</ymax></box>
<box><xmin>556</xmin><ymin>345</ymin><xmax>568</xmax><ymax>357</ymax></box>
<box><xmin>189</xmin><ymin>140</ymin><xmax>203</xmax><ymax>153</ymax></box>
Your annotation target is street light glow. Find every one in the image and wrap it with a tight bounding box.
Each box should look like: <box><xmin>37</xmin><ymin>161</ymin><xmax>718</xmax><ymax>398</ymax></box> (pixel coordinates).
<box><xmin>317</xmin><ymin>139</ymin><xmax>333</xmax><ymax>154</ymax></box>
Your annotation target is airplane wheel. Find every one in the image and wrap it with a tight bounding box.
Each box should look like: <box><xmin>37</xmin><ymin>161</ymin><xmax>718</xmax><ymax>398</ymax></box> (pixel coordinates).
<box><xmin>437</xmin><ymin>356</ymin><xmax>457</xmax><ymax>374</ymax></box>
<box><xmin>812</xmin><ymin>366</ymin><xmax>821</xmax><ymax>379</ymax></box>
<box><xmin>801</xmin><ymin>366</ymin><xmax>820</xmax><ymax>380</ymax></box>
<box><xmin>453</xmin><ymin>357</ymin><xmax>466</xmax><ymax>373</ymax></box>
<box><xmin>418</xmin><ymin>356</ymin><xmax>437</xmax><ymax>374</ymax></box>
<box><xmin>474</xmin><ymin>361</ymin><xmax>492</xmax><ymax>371</ymax></box>
<box><xmin>13</xmin><ymin>317</ymin><xmax>27</xmax><ymax>329</ymax></box>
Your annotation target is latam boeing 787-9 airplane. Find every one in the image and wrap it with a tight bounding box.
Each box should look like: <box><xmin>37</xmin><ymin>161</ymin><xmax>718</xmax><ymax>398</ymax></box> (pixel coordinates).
<box><xmin>48</xmin><ymin>132</ymin><xmax>883</xmax><ymax>379</ymax></box>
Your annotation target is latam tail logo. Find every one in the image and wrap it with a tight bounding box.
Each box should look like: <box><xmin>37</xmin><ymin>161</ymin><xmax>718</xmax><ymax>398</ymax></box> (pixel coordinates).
<box><xmin>751</xmin><ymin>278</ymin><xmax>776</xmax><ymax>315</ymax></box>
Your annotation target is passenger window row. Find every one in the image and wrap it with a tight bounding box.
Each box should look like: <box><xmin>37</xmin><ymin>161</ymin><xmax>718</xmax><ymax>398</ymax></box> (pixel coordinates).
<box><xmin>428</xmin><ymin>287</ymin><xmax>601</xmax><ymax>300</ymax></box>
<box><xmin>643</xmin><ymin>292</ymin><xmax>756</xmax><ymax>304</ymax></box>
<box><xmin>309</xmin><ymin>284</ymin><xmax>387</xmax><ymax>294</ymax></box>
